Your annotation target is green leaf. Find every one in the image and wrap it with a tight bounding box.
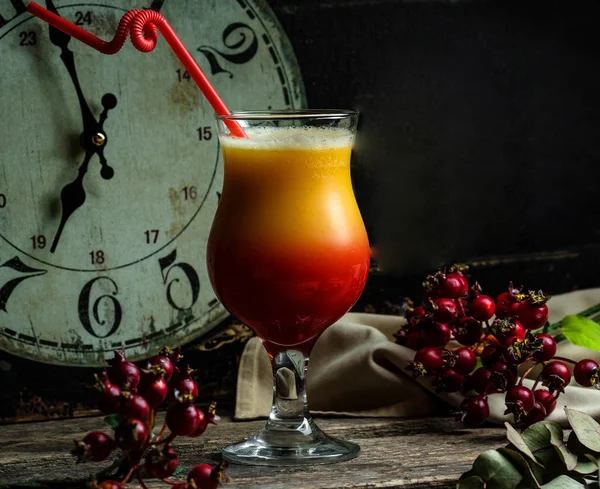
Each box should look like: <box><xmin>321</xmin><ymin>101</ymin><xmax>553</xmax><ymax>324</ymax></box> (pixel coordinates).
<box><xmin>505</xmin><ymin>423</ymin><xmax>539</xmax><ymax>465</ymax></box>
<box><xmin>522</xmin><ymin>422</ymin><xmax>552</xmax><ymax>454</ymax></box>
<box><xmin>173</xmin><ymin>466</ymin><xmax>184</xmax><ymax>476</ymax></box>
<box><xmin>561</xmin><ymin>315</ymin><xmax>600</xmax><ymax>352</ymax></box>
<box><xmin>574</xmin><ymin>454</ymin><xmax>599</xmax><ymax>475</ymax></box>
<box><xmin>458</xmin><ymin>475</ymin><xmax>486</xmax><ymax>489</ymax></box>
<box><xmin>472</xmin><ymin>450</ymin><xmax>523</xmax><ymax>489</ymax></box>
<box><xmin>540</xmin><ymin>475</ymin><xmax>585</xmax><ymax>488</ymax></box>
<box><xmin>544</xmin><ymin>422</ymin><xmax>577</xmax><ymax>471</ymax></box>
<box><xmin>498</xmin><ymin>448</ymin><xmax>542</xmax><ymax>488</ymax></box>
<box><xmin>535</xmin><ymin>447</ymin><xmax>568</xmax><ymax>480</ymax></box>
<box><xmin>104</xmin><ymin>413</ymin><xmax>121</xmax><ymax>428</ymax></box>
<box><xmin>565</xmin><ymin>408</ymin><xmax>600</xmax><ymax>452</ymax></box>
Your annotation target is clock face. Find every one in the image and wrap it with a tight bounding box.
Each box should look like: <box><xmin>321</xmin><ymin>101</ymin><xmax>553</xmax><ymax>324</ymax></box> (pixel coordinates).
<box><xmin>0</xmin><ymin>0</ymin><xmax>305</xmax><ymax>366</ymax></box>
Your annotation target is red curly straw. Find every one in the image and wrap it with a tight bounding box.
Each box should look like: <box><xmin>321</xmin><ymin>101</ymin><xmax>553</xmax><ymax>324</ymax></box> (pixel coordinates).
<box><xmin>26</xmin><ymin>2</ymin><xmax>246</xmax><ymax>138</ymax></box>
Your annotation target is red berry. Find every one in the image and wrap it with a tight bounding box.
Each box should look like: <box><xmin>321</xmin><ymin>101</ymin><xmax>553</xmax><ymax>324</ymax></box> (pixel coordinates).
<box><xmin>188</xmin><ymin>462</ymin><xmax>228</xmax><ymax>489</ymax></box>
<box><xmin>521</xmin><ymin>401</ymin><xmax>547</xmax><ymax>428</ymax></box>
<box><xmin>405</xmin><ymin>330</ymin><xmax>423</xmax><ymax>350</ymax></box>
<box><xmin>541</xmin><ymin>361</ymin><xmax>571</xmax><ymax>393</ymax></box>
<box><xmin>532</xmin><ymin>334</ymin><xmax>557</xmax><ymax>361</ymax></box>
<box><xmin>72</xmin><ymin>431</ymin><xmax>115</xmax><ymax>462</ymax></box>
<box><xmin>505</xmin><ymin>386</ymin><xmax>534</xmax><ymax>423</ymax></box>
<box><xmin>457</xmin><ymin>395</ymin><xmax>490</xmax><ymax>427</ymax></box>
<box><xmin>108</xmin><ymin>350</ymin><xmax>141</xmax><ymax>390</ymax></box>
<box><xmin>172</xmin><ymin>484</ymin><xmax>189</xmax><ymax>489</ymax></box>
<box><xmin>454</xmin><ymin>318</ymin><xmax>483</xmax><ymax>346</ymax></box>
<box><xmin>145</xmin><ymin>445</ymin><xmax>179</xmax><ymax>479</ymax></box>
<box><xmin>98</xmin><ymin>482</ymin><xmax>123</xmax><ymax>489</ymax></box>
<box><xmin>468</xmin><ymin>295</ymin><xmax>495</xmax><ymax>322</ymax></box>
<box><xmin>95</xmin><ymin>372</ymin><xmax>122</xmax><ymax>415</ymax></box>
<box><xmin>120</xmin><ymin>394</ymin><xmax>150</xmax><ymax>421</ymax></box>
<box><xmin>467</xmin><ymin>368</ymin><xmax>493</xmax><ymax>395</ymax></box>
<box><xmin>115</xmin><ymin>418</ymin><xmax>148</xmax><ymax>451</ymax></box>
<box><xmin>432</xmin><ymin>298</ymin><xmax>457</xmax><ymax>322</ymax></box>
<box><xmin>490</xmin><ymin>361</ymin><xmax>517</xmax><ymax>391</ymax></box>
<box><xmin>190</xmin><ymin>409</ymin><xmax>209</xmax><ymax>438</ymax></box>
<box><xmin>534</xmin><ymin>389</ymin><xmax>557</xmax><ymax>415</ymax></box>
<box><xmin>170</xmin><ymin>367</ymin><xmax>199</xmax><ymax>403</ymax></box>
<box><xmin>436</xmin><ymin>368</ymin><xmax>465</xmax><ymax>393</ymax></box>
<box><xmin>452</xmin><ymin>347</ymin><xmax>477</xmax><ymax>375</ymax></box>
<box><xmin>518</xmin><ymin>300</ymin><xmax>549</xmax><ymax>330</ymax></box>
<box><xmin>503</xmin><ymin>336</ymin><xmax>529</xmax><ymax>365</ymax></box>
<box><xmin>574</xmin><ymin>359</ymin><xmax>600</xmax><ymax>388</ymax></box>
<box><xmin>407</xmin><ymin>347</ymin><xmax>444</xmax><ymax>376</ymax></box>
<box><xmin>138</xmin><ymin>373</ymin><xmax>169</xmax><ymax>407</ymax></box>
<box><xmin>166</xmin><ymin>403</ymin><xmax>201</xmax><ymax>436</ymax></box>
<box><xmin>437</xmin><ymin>272</ymin><xmax>469</xmax><ymax>298</ymax></box>
<box><xmin>148</xmin><ymin>354</ymin><xmax>175</xmax><ymax>381</ymax></box>
<box><xmin>420</xmin><ymin>321</ymin><xmax>451</xmax><ymax>348</ymax></box>
<box><xmin>493</xmin><ymin>319</ymin><xmax>526</xmax><ymax>343</ymax></box>
<box><xmin>495</xmin><ymin>288</ymin><xmax>520</xmax><ymax>319</ymax></box>
<box><xmin>481</xmin><ymin>345</ymin><xmax>504</xmax><ymax>368</ymax></box>
<box><xmin>406</xmin><ymin>304</ymin><xmax>426</xmax><ymax>321</ymax></box>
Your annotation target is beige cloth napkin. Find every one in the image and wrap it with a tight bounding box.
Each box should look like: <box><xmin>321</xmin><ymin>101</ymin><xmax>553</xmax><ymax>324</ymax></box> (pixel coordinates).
<box><xmin>235</xmin><ymin>289</ymin><xmax>600</xmax><ymax>424</ymax></box>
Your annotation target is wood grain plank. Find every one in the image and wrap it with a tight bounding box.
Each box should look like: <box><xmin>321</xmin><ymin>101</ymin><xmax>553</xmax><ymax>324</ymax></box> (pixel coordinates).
<box><xmin>0</xmin><ymin>415</ymin><xmax>507</xmax><ymax>488</ymax></box>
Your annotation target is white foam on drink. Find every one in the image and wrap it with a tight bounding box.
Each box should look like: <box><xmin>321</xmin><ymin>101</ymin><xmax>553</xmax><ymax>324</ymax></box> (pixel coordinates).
<box><xmin>220</xmin><ymin>126</ymin><xmax>355</xmax><ymax>150</ymax></box>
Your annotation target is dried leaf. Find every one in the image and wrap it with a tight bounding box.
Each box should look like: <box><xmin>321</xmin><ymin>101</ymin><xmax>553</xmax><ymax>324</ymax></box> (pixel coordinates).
<box><xmin>505</xmin><ymin>423</ymin><xmax>539</xmax><ymax>465</ymax></box>
<box><xmin>565</xmin><ymin>408</ymin><xmax>600</xmax><ymax>452</ymax></box>
<box><xmin>540</xmin><ymin>475</ymin><xmax>585</xmax><ymax>488</ymax></box>
<box><xmin>544</xmin><ymin>423</ymin><xmax>577</xmax><ymax>471</ymax></box>
<box><xmin>472</xmin><ymin>450</ymin><xmax>523</xmax><ymax>489</ymax></box>
<box><xmin>498</xmin><ymin>448</ymin><xmax>542</xmax><ymax>488</ymax></box>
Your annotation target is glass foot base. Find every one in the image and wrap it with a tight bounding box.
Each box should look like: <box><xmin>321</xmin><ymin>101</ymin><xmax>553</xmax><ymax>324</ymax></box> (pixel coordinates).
<box><xmin>221</xmin><ymin>422</ymin><xmax>360</xmax><ymax>466</ymax></box>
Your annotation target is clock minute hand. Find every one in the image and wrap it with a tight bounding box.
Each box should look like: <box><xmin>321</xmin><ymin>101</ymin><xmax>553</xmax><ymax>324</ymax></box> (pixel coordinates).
<box><xmin>45</xmin><ymin>0</ymin><xmax>99</xmax><ymax>140</ymax></box>
<box><xmin>50</xmin><ymin>150</ymin><xmax>93</xmax><ymax>254</ymax></box>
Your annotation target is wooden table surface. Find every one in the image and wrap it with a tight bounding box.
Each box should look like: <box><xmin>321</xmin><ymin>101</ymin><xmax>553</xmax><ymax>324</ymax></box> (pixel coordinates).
<box><xmin>0</xmin><ymin>414</ymin><xmax>508</xmax><ymax>489</ymax></box>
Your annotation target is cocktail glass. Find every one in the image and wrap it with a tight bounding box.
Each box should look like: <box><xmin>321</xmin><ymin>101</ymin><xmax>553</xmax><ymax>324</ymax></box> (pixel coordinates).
<box><xmin>207</xmin><ymin>110</ymin><xmax>370</xmax><ymax>465</ymax></box>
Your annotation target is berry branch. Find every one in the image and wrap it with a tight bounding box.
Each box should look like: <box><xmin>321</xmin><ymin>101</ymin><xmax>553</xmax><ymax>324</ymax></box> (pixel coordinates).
<box><xmin>396</xmin><ymin>264</ymin><xmax>600</xmax><ymax>427</ymax></box>
<box><xmin>72</xmin><ymin>347</ymin><xmax>229</xmax><ymax>489</ymax></box>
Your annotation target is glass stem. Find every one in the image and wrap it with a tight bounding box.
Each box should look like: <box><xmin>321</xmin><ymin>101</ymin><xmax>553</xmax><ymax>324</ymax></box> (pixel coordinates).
<box><xmin>265</xmin><ymin>349</ymin><xmax>313</xmax><ymax>435</ymax></box>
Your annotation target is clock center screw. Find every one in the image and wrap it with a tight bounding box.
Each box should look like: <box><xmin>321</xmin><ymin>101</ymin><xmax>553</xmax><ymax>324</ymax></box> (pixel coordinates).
<box><xmin>92</xmin><ymin>133</ymin><xmax>106</xmax><ymax>146</ymax></box>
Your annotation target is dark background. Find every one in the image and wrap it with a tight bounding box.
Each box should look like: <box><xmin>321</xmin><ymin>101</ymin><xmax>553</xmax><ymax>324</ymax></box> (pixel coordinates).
<box><xmin>269</xmin><ymin>0</ymin><xmax>600</xmax><ymax>297</ymax></box>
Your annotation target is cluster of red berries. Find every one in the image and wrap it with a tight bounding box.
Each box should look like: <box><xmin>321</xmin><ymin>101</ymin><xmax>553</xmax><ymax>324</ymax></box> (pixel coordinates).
<box><xmin>73</xmin><ymin>347</ymin><xmax>229</xmax><ymax>489</ymax></box>
<box><xmin>395</xmin><ymin>265</ymin><xmax>600</xmax><ymax>428</ymax></box>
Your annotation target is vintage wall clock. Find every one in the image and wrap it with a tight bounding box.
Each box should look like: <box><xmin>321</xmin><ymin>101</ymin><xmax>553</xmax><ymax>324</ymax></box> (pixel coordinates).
<box><xmin>0</xmin><ymin>0</ymin><xmax>305</xmax><ymax>366</ymax></box>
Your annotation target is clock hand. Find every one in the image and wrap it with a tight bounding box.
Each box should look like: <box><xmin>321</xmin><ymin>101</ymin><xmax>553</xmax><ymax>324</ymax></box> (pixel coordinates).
<box><xmin>50</xmin><ymin>150</ymin><xmax>94</xmax><ymax>254</ymax></box>
<box><xmin>45</xmin><ymin>0</ymin><xmax>99</xmax><ymax>144</ymax></box>
<box><xmin>97</xmin><ymin>93</ymin><xmax>117</xmax><ymax>180</ymax></box>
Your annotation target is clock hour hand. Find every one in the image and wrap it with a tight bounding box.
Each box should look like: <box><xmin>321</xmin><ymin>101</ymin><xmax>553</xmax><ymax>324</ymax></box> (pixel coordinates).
<box><xmin>50</xmin><ymin>150</ymin><xmax>93</xmax><ymax>254</ymax></box>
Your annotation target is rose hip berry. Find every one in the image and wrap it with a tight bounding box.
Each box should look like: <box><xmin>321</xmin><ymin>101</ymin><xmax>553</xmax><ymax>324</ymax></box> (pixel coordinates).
<box><xmin>406</xmin><ymin>347</ymin><xmax>444</xmax><ymax>376</ymax></box>
<box><xmin>120</xmin><ymin>393</ymin><xmax>150</xmax><ymax>421</ymax></box>
<box><xmin>495</xmin><ymin>290</ymin><xmax>520</xmax><ymax>318</ymax></box>
<box><xmin>138</xmin><ymin>373</ymin><xmax>169</xmax><ymax>407</ymax></box>
<box><xmin>188</xmin><ymin>462</ymin><xmax>228</xmax><ymax>489</ymax></box>
<box><xmin>148</xmin><ymin>353</ymin><xmax>175</xmax><ymax>381</ymax></box>
<box><xmin>145</xmin><ymin>445</ymin><xmax>179</xmax><ymax>479</ymax></box>
<box><xmin>493</xmin><ymin>319</ymin><xmax>525</xmax><ymax>343</ymax></box>
<box><xmin>456</xmin><ymin>395</ymin><xmax>490</xmax><ymax>427</ymax></box>
<box><xmin>115</xmin><ymin>417</ymin><xmax>148</xmax><ymax>451</ymax></box>
<box><xmin>452</xmin><ymin>347</ymin><xmax>477</xmax><ymax>375</ymax></box>
<box><xmin>505</xmin><ymin>386</ymin><xmax>535</xmax><ymax>423</ymax></box>
<box><xmin>436</xmin><ymin>369</ymin><xmax>465</xmax><ymax>393</ymax></box>
<box><xmin>454</xmin><ymin>317</ymin><xmax>483</xmax><ymax>346</ymax></box>
<box><xmin>481</xmin><ymin>345</ymin><xmax>504</xmax><ymax>368</ymax></box>
<box><xmin>432</xmin><ymin>298</ymin><xmax>458</xmax><ymax>322</ymax></box>
<box><xmin>574</xmin><ymin>359</ymin><xmax>600</xmax><ymax>388</ymax></box>
<box><xmin>191</xmin><ymin>409</ymin><xmax>209</xmax><ymax>438</ymax></box>
<box><xmin>420</xmin><ymin>321</ymin><xmax>451</xmax><ymax>348</ymax></box>
<box><xmin>468</xmin><ymin>295</ymin><xmax>495</xmax><ymax>322</ymax></box>
<box><xmin>541</xmin><ymin>361</ymin><xmax>571</xmax><ymax>393</ymax></box>
<box><xmin>534</xmin><ymin>389</ymin><xmax>557</xmax><ymax>415</ymax></box>
<box><xmin>166</xmin><ymin>403</ymin><xmax>201</xmax><ymax>436</ymax></box>
<box><xmin>72</xmin><ymin>431</ymin><xmax>115</xmax><ymax>462</ymax></box>
<box><xmin>521</xmin><ymin>401</ymin><xmax>547</xmax><ymax>428</ymax></box>
<box><xmin>517</xmin><ymin>292</ymin><xmax>549</xmax><ymax>330</ymax></box>
<box><xmin>95</xmin><ymin>372</ymin><xmax>121</xmax><ymax>415</ymax></box>
<box><xmin>532</xmin><ymin>333</ymin><xmax>557</xmax><ymax>361</ymax></box>
<box><xmin>97</xmin><ymin>482</ymin><xmax>123</xmax><ymax>489</ymax></box>
<box><xmin>437</xmin><ymin>272</ymin><xmax>469</xmax><ymax>298</ymax></box>
<box><xmin>170</xmin><ymin>367</ymin><xmax>200</xmax><ymax>402</ymax></box>
<box><xmin>108</xmin><ymin>350</ymin><xmax>141</xmax><ymax>390</ymax></box>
